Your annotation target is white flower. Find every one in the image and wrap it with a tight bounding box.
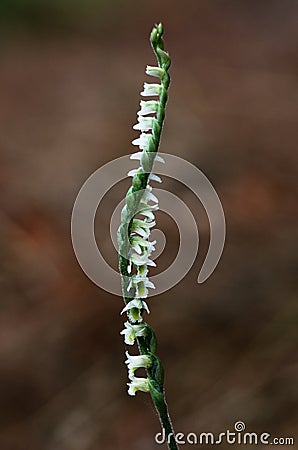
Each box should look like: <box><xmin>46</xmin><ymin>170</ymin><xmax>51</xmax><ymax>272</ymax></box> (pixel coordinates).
<box><xmin>137</xmin><ymin>278</ymin><xmax>155</xmax><ymax>298</ymax></box>
<box><xmin>127</xmin><ymin>274</ymin><xmax>156</xmax><ymax>298</ymax></box>
<box><xmin>127</xmin><ymin>168</ymin><xmax>142</xmax><ymax>177</ymax></box>
<box><xmin>130</xmin><ymin>223</ymin><xmax>149</xmax><ymax>239</ymax></box>
<box><xmin>132</xmin><ymin>218</ymin><xmax>156</xmax><ymax>229</ymax></box>
<box><xmin>127</xmin><ymin>376</ymin><xmax>150</xmax><ymax>396</ymax></box>
<box><xmin>130</xmin><ymin>253</ymin><xmax>156</xmax><ymax>268</ymax></box>
<box><xmin>146</xmin><ymin>65</ymin><xmax>165</xmax><ymax>78</ymax></box>
<box><xmin>131</xmin><ymin>236</ymin><xmax>156</xmax><ymax>254</ymax></box>
<box><xmin>131</xmin><ymin>218</ymin><xmax>156</xmax><ymax>239</ymax></box>
<box><xmin>132</xmin><ymin>132</ymin><xmax>153</xmax><ymax>150</ymax></box>
<box><xmin>130</xmin><ymin>238</ymin><xmax>142</xmax><ymax>255</ymax></box>
<box><xmin>121</xmin><ymin>298</ymin><xmax>150</xmax><ymax>322</ymax></box>
<box><xmin>137</xmin><ymin>100</ymin><xmax>159</xmax><ymax>116</ymax></box>
<box><xmin>125</xmin><ymin>351</ymin><xmax>152</xmax><ymax>379</ymax></box>
<box><xmin>120</xmin><ymin>321</ymin><xmax>147</xmax><ymax>345</ymax></box>
<box><xmin>141</xmin><ymin>83</ymin><xmax>162</xmax><ymax>97</ymax></box>
<box><xmin>130</xmin><ymin>152</ymin><xmax>165</xmax><ymax>164</ymax></box>
<box><xmin>138</xmin><ymin>203</ymin><xmax>158</xmax><ymax>221</ymax></box>
<box><xmin>133</xmin><ymin>117</ymin><xmax>155</xmax><ymax>132</ymax></box>
<box><xmin>136</xmin><ymin>281</ymin><xmax>147</xmax><ymax>298</ymax></box>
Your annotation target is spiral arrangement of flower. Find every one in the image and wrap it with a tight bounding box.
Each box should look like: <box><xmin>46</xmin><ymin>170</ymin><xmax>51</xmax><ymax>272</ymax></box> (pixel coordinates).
<box><xmin>117</xmin><ymin>23</ymin><xmax>179</xmax><ymax>450</ymax></box>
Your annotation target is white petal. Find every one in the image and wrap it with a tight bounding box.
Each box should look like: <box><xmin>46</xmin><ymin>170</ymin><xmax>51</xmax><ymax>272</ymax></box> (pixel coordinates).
<box><xmin>141</xmin><ymin>300</ymin><xmax>150</xmax><ymax>314</ymax></box>
<box><xmin>138</xmin><ymin>100</ymin><xmax>159</xmax><ymax>116</ymax></box>
<box><xmin>149</xmin><ymin>173</ymin><xmax>162</xmax><ymax>183</ymax></box>
<box><xmin>127</xmin><ymin>260</ymin><xmax>132</xmax><ymax>274</ymax></box>
<box><xmin>133</xmin><ymin>117</ymin><xmax>154</xmax><ymax>132</ymax></box>
<box><xmin>132</xmin><ymin>218</ymin><xmax>156</xmax><ymax>229</ymax></box>
<box><xmin>139</xmin><ymin>210</ymin><xmax>155</xmax><ymax>221</ymax></box>
<box><xmin>146</xmin><ymin>259</ymin><xmax>156</xmax><ymax>267</ymax></box>
<box><xmin>127</xmin><ymin>168</ymin><xmax>139</xmax><ymax>177</ymax></box>
<box><xmin>120</xmin><ymin>323</ymin><xmax>135</xmax><ymax>345</ymax></box>
<box><xmin>131</xmin><ymin>236</ymin><xmax>148</xmax><ymax>246</ymax></box>
<box><xmin>127</xmin><ymin>377</ymin><xmax>150</xmax><ymax>396</ymax></box>
<box><xmin>132</xmin><ymin>242</ymin><xmax>142</xmax><ymax>254</ymax></box>
<box><xmin>145</xmin><ymin>280</ymin><xmax>155</xmax><ymax>289</ymax></box>
<box><xmin>120</xmin><ymin>299</ymin><xmax>149</xmax><ymax>315</ymax></box>
<box><xmin>132</xmin><ymin>133</ymin><xmax>153</xmax><ymax>150</ymax></box>
<box><xmin>141</xmin><ymin>83</ymin><xmax>162</xmax><ymax>97</ymax></box>
<box><xmin>131</xmin><ymin>253</ymin><xmax>156</xmax><ymax>268</ymax></box>
<box><xmin>146</xmin><ymin>65</ymin><xmax>165</xmax><ymax>78</ymax></box>
<box><xmin>131</xmin><ymin>226</ymin><xmax>149</xmax><ymax>239</ymax></box>
<box><xmin>130</xmin><ymin>152</ymin><xmax>142</xmax><ymax>160</ymax></box>
<box><xmin>154</xmin><ymin>155</ymin><xmax>165</xmax><ymax>164</ymax></box>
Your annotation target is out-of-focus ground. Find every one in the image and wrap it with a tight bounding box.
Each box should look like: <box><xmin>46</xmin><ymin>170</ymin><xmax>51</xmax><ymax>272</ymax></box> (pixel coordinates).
<box><xmin>0</xmin><ymin>1</ymin><xmax>297</xmax><ymax>449</ymax></box>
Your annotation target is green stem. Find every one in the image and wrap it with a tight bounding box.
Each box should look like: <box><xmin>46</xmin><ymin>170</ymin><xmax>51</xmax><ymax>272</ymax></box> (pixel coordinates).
<box><xmin>151</xmin><ymin>393</ymin><xmax>179</xmax><ymax>450</ymax></box>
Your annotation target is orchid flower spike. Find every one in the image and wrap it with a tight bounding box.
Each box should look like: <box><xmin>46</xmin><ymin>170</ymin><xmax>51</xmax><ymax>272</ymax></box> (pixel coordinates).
<box><xmin>117</xmin><ymin>23</ymin><xmax>179</xmax><ymax>450</ymax></box>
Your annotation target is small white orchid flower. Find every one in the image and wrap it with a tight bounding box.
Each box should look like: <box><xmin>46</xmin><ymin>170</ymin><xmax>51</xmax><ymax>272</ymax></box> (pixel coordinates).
<box><xmin>127</xmin><ymin>376</ymin><xmax>150</xmax><ymax>396</ymax></box>
<box><xmin>131</xmin><ymin>235</ymin><xmax>156</xmax><ymax>255</ymax></box>
<box><xmin>131</xmin><ymin>236</ymin><xmax>156</xmax><ymax>252</ymax></box>
<box><xmin>127</xmin><ymin>275</ymin><xmax>156</xmax><ymax>298</ymax></box>
<box><xmin>132</xmin><ymin>218</ymin><xmax>156</xmax><ymax>229</ymax></box>
<box><xmin>139</xmin><ymin>202</ymin><xmax>159</xmax><ymax>219</ymax></box>
<box><xmin>146</xmin><ymin>65</ymin><xmax>165</xmax><ymax>78</ymax></box>
<box><xmin>130</xmin><ymin>253</ymin><xmax>156</xmax><ymax>268</ymax></box>
<box><xmin>137</xmin><ymin>100</ymin><xmax>159</xmax><ymax>116</ymax></box>
<box><xmin>130</xmin><ymin>151</ymin><xmax>165</xmax><ymax>164</ymax></box>
<box><xmin>136</xmin><ymin>280</ymin><xmax>154</xmax><ymax>298</ymax></box>
<box><xmin>125</xmin><ymin>351</ymin><xmax>152</xmax><ymax>379</ymax></box>
<box><xmin>130</xmin><ymin>151</ymin><xmax>145</xmax><ymax>161</ymax></box>
<box><xmin>141</xmin><ymin>83</ymin><xmax>162</xmax><ymax>97</ymax></box>
<box><xmin>130</xmin><ymin>224</ymin><xmax>149</xmax><ymax>239</ymax></box>
<box><xmin>120</xmin><ymin>321</ymin><xmax>147</xmax><ymax>345</ymax></box>
<box><xmin>131</xmin><ymin>218</ymin><xmax>156</xmax><ymax>239</ymax></box>
<box><xmin>132</xmin><ymin>132</ymin><xmax>153</xmax><ymax>150</ymax></box>
<box><xmin>121</xmin><ymin>298</ymin><xmax>150</xmax><ymax>322</ymax></box>
<box><xmin>133</xmin><ymin>117</ymin><xmax>155</xmax><ymax>132</ymax></box>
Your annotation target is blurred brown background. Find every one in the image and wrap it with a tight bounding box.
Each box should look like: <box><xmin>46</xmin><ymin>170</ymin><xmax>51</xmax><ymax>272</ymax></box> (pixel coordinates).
<box><xmin>0</xmin><ymin>1</ymin><xmax>298</xmax><ymax>449</ymax></box>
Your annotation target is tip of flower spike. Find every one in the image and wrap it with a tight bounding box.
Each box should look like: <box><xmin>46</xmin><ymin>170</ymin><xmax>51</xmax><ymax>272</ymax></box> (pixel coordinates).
<box><xmin>150</xmin><ymin>23</ymin><xmax>163</xmax><ymax>44</ymax></box>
